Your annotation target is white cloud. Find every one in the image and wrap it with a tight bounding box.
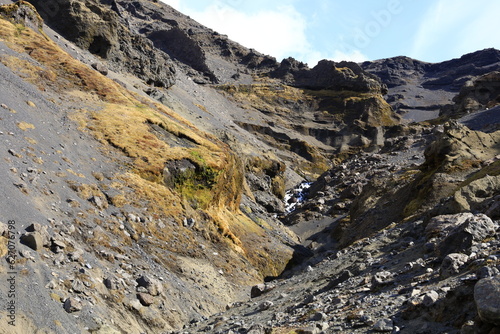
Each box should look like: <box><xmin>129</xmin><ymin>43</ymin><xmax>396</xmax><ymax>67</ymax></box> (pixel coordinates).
<box><xmin>158</xmin><ymin>1</ymin><xmax>369</xmax><ymax>66</ymax></box>
<box><xmin>454</xmin><ymin>4</ymin><xmax>500</xmax><ymax>57</ymax></box>
<box><xmin>161</xmin><ymin>0</ymin><xmax>180</xmax><ymax>10</ymax></box>
<box><xmin>304</xmin><ymin>49</ymin><xmax>368</xmax><ymax>67</ymax></box>
<box><xmin>411</xmin><ymin>0</ymin><xmax>500</xmax><ymax>61</ymax></box>
<box><xmin>185</xmin><ymin>3</ymin><xmax>310</xmax><ymax>62</ymax></box>
<box><xmin>329</xmin><ymin>49</ymin><xmax>369</xmax><ymax>63</ymax></box>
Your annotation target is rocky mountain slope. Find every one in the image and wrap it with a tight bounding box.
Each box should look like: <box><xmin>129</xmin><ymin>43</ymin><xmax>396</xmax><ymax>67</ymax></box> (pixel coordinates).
<box><xmin>361</xmin><ymin>49</ymin><xmax>500</xmax><ymax>122</ymax></box>
<box><xmin>0</xmin><ymin>1</ymin><xmax>499</xmax><ymax>334</ymax></box>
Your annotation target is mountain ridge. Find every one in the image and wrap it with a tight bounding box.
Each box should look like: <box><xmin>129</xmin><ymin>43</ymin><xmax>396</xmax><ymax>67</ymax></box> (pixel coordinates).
<box><xmin>361</xmin><ymin>48</ymin><xmax>500</xmax><ymax>122</ymax></box>
<box><xmin>0</xmin><ymin>1</ymin><xmax>499</xmax><ymax>333</ymax></box>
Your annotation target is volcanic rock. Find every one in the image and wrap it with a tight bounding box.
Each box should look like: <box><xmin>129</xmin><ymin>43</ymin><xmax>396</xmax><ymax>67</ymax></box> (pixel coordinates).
<box><xmin>2</xmin><ymin>1</ymin><xmax>500</xmax><ymax>333</ymax></box>
<box><xmin>20</xmin><ymin>232</ymin><xmax>44</xmax><ymax>251</ymax></box>
<box><xmin>475</xmin><ymin>277</ymin><xmax>500</xmax><ymax>326</ymax></box>
<box><xmin>362</xmin><ymin>49</ymin><xmax>500</xmax><ymax>121</ymax></box>
<box><xmin>27</xmin><ymin>0</ymin><xmax>176</xmax><ymax>88</ymax></box>
<box><xmin>440</xmin><ymin>253</ymin><xmax>469</xmax><ymax>278</ymax></box>
<box><xmin>136</xmin><ymin>275</ymin><xmax>163</xmax><ymax>296</ymax></box>
<box><xmin>64</xmin><ymin>297</ymin><xmax>83</xmax><ymax>313</ymax></box>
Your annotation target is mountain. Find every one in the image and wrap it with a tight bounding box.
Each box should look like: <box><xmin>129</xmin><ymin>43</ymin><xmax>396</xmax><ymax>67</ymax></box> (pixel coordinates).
<box><xmin>0</xmin><ymin>1</ymin><xmax>499</xmax><ymax>334</ymax></box>
<box><xmin>361</xmin><ymin>49</ymin><xmax>500</xmax><ymax>122</ymax></box>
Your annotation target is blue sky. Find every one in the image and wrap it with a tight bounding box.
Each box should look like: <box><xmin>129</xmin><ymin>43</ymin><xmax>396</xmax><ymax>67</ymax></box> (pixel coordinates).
<box><xmin>161</xmin><ymin>0</ymin><xmax>500</xmax><ymax>66</ymax></box>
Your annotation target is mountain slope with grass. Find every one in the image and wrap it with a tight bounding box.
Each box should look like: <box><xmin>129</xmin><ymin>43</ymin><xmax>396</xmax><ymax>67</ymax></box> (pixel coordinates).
<box><xmin>0</xmin><ymin>1</ymin><xmax>499</xmax><ymax>334</ymax></box>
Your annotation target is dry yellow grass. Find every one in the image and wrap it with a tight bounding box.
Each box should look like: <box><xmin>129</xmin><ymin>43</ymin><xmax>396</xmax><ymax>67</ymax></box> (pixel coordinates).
<box><xmin>66</xmin><ymin>169</ymin><xmax>85</xmax><ymax>178</ymax></box>
<box><xmin>0</xmin><ymin>16</ymin><xmax>232</xmax><ymax>191</ymax></box>
<box><xmin>217</xmin><ymin>81</ymin><xmax>313</xmax><ymax>115</ymax></box>
<box><xmin>0</xmin><ymin>54</ymin><xmax>56</xmax><ymax>89</ymax></box>
<box><xmin>17</xmin><ymin>121</ymin><xmax>34</xmax><ymax>130</ymax></box>
<box><xmin>24</xmin><ymin>136</ymin><xmax>37</xmax><ymax>144</ymax></box>
<box><xmin>0</xmin><ymin>15</ymin><xmax>294</xmax><ymax>275</ymax></box>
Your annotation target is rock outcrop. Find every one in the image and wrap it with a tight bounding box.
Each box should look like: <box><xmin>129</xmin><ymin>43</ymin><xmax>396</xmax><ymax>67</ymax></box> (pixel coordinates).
<box><xmin>0</xmin><ymin>0</ymin><xmax>42</xmax><ymax>31</ymax></box>
<box><xmin>27</xmin><ymin>0</ymin><xmax>177</xmax><ymax>87</ymax></box>
<box><xmin>273</xmin><ymin>58</ymin><xmax>387</xmax><ymax>94</ymax></box>
<box><xmin>362</xmin><ymin>49</ymin><xmax>500</xmax><ymax>121</ymax></box>
<box><xmin>475</xmin><ymin>277</ymin><xmax>500</xmax><ymax>326</ymax></box>
<box><xmin>105</xmin><ymin>0</ymin><xmax>278</xmax><ymax>83</ymax></box>
<box><xmin>442</xmin><ymin>71</ymin><xmax>500</xmax><ymax>118</ymax></box>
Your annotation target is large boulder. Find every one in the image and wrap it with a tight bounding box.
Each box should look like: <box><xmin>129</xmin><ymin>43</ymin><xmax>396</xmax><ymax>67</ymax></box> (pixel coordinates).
<box><xmin>440</xmin><ymin>253</ymin><xmax>469</xmax><ymax>278</ymax></box>
<box><xmin>426</xmin><ymin>213</ymin><xmax>496</xmax><ymax>257</ymax></box>
<box><xmin>475</xmin><ymin>277</ymin><xmax>500</xmax><ymax>326</ymax></box>
<box><xmin>448</xmin><ymin>175</ymin><xmax>500</xmax><ymax>218</ymax></box>
<box><xmin>136</xmin><ymin>275</ymin><xmax>163</xmax><ymax>296</ymax></box>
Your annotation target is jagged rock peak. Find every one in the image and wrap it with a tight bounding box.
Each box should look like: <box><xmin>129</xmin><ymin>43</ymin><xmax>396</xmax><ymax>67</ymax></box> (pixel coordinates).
<box><xmin>272</xmin><ymin>57</ymin><xmax>387</xmax><ymax>94</ymax></box>
<box><xmin>101</xmin><ymin>0</ymin><xmax>279</xmax><ymax>83</ymax></box>
<box><xmin>430</xmin><ymin>48</ymin><xmax>500</xmax><ymax>71</ymax></box>
<box><xmin>361</xmin><ymin>48</ymin><xmax>500</xmax><ymax>121</ymax></box>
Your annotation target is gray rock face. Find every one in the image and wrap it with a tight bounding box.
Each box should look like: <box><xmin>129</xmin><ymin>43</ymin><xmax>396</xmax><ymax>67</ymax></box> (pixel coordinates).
<box><xmin>272</xmin><ymin>59</ymin><xmax>387</xmax><ymax>95</ymax></box>
<box><xmin>20</xmin><ymin>232</ymin><xmax>44</xmax><ymax>251</ymax></box>
<box><xmin>362</xmin><ymin>49</ymin><xmax>500</xmax><ymax>121</ymax></box>
<box><xmin>441</xmin><ymin>214</ymin><xmax>496</xmax><ymax>254</ymax></box>
<box><xmin>425</xmin><ymin>213</ymin><xmax>475</xmax><ymax>239</ymax></box>
<box><xmin>136</xmin><ymin>275</ymin><xmax>163</xmax><ymax>296</ymax></box>
<box><xmin>444</xmin><ymin>71</ymin><xmax>500</xmax><ymax>118</ymax></box>
<box><xmin>27</xmin><ymin>0</ymin><xmax>176</xmax><ymax>88</ymax></box>
<box><xmin>440</xmin><ymin>253</ymin><xmax>469</xmax><ymax>278</ymax></box>
<box><xmin>475</xmin><ymin>277</ymin><xmax>500</xmax><ymax>325</ymax></box>
<box><xmin>148</xmin><ymin>27</ymin><xmax>215</xmax><ymax>82</ymax></box>
<box><xmin>64</xmin><ymin>297</ymin><xmax>83</xmax><ymax>313</ymax></box>
<box><xmin>426</xmin><ymin>213</ymin><xmax>496</xmax><ymax>257</ymax></box>
<box><xmin>423</xmin><ymin>122</ymin><xmax>500</xmax><ymax>172</ymax></box>
<box><xmin>0</xmin><ymin>1</ymin><xmax>43</xmax><ymax>31</ymax></box>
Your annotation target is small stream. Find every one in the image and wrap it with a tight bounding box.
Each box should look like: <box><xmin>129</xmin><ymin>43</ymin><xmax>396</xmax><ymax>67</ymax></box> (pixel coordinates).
<box><xmin>284</xmin><ymin>181</ymin><xmax>312</xmax><ymax>213</ymax></box>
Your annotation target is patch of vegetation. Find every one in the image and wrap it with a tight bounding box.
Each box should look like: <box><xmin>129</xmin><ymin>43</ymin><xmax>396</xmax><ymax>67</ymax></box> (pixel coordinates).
<box><xmin>173</xmin><ymin>161</ymin><xmax>222</xmax><ymax>210</ymax></box>
<box><xmin>16</xmin><ymin>121</ymin><xmax>35</xmax><ymax>130</ymax></box>
<box><xmin>0</xmin><ymin>2</ymin><xmax>43</xmax><ymax>32</ymax></box>
<box><xmin>176</xmin><ymin>163</ymin><xmax>220</xmax><ymax>189</ymax></box>
<box><xmin>216</xmin><ymin>81</ymin><xmax>313</xmax><ymax>115</ymax></box>
<box><xmin>0</xmin><ymin>14</ymin><xmax>293</xmax><ymax>279</ymax></box>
